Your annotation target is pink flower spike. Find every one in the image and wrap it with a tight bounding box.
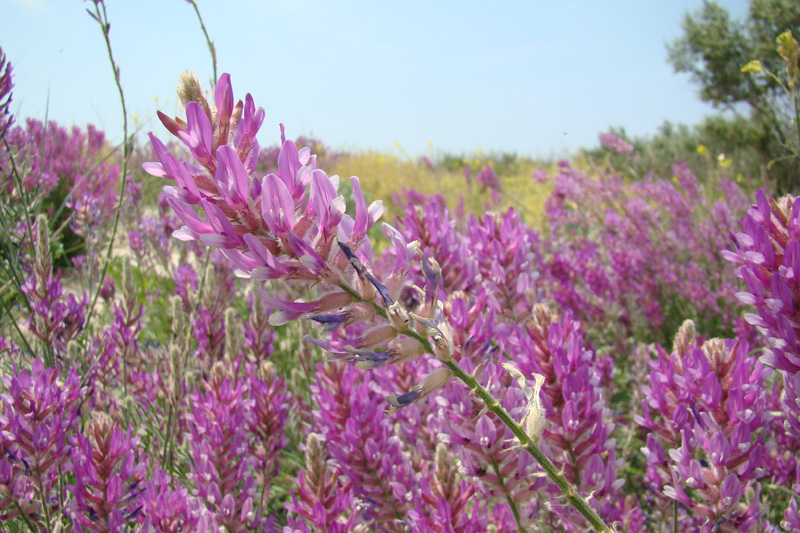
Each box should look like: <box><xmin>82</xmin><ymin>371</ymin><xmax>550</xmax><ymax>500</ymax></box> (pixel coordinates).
<box><xmin>214</xmin><ymin>145</ymin><xmax>249</xmax><ymax>207</ymax></box>
<box><xmin>178</xmin><ymin>101</ymin><xmax>214</xmax><ymax>169</ymax></box>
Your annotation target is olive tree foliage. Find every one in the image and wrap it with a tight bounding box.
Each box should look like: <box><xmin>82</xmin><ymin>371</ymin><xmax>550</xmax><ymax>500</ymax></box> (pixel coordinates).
<box><xmin>667</xmin><ymin>0</ymin><xmax>800</xmax><ymax>191</ymax></box>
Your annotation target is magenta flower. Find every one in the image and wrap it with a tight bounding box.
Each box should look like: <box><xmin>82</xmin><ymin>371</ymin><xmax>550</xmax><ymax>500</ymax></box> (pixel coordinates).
<box><xmin>598</xmin><ymin>131</ymin><xmax>635</xmax><ymax>155</ymax></box>
<box><xmin>185</xmin><ymin>363</ymin><xmax>259</xmax><ymax>531</ymax></box>
<box><xmin>636</xmin><ymin>322</ymin><xmax>770</xmax><ymax>529</ymax></box>
<box><xmin>67</xmin><ymin>414</ymin><xmax>147</xmax><ymax>531</ymax></box>
<box><xmin>139</xmin><ymin>469</ymin><xmax>211</xmax><ymax>533</ymax></box>
<box><xmin>0</xmin><ymin>46</ymin><xmax>13</xmax><ymax>139</ymax></box>
<box><xmin>285</xmin><ymin>433</ymin><xmax>355</xmax><ymax>531</ymax></box>
<box><xmin>0</xmin><ymin>359</ymin><xmax>83</xmax><ymax>525</ymax></box>
<box><xmin>726</xmin><ymin>190</ymin><xmax>800</xmax><ymax>436</ymax></box>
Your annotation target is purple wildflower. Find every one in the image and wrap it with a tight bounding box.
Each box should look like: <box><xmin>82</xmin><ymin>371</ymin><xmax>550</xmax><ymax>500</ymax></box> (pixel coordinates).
<box><xmin>636</xmin><ymin>321</ymin><xmax>770</xmax><ymax>529</ymax></box>
<box><xmin>67</xmin><ymin>414</ymin><xmax>147</xmax><ymax>530</ymax></box>
<box><xmin>726</xmin><ymin>190</ymin><xmax>800</xmax><ymax>436</ymax></box>
<box><xmin>598</xmin><ymin>131</ymin><xmax>634</xmax><ymax>155</ymax></box>
<box><xmin>0</xmin><ymin>359</ymin><xmax>83</xmax><ymax>525</ymax></box>
<box><xmin>139</xmin><ymin>468</ymin><xmax>211</xmax><ymax>533</ymax></box>
<box><xmin>285</xmin><ymin>433</ymin><xmax>355</xmax><ymax>531</ymax></box>
<box><xmin>185</xmin><ymin>362</ymin><xmax>259</xmax><ymax>531</ymax></box>
<box><xmin>0</xmin><ymin>46</ymin><xmax>13</xmax><ymax>139</ymax></box>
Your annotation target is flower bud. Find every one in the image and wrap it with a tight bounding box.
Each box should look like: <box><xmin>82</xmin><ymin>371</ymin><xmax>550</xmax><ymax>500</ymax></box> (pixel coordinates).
<box><xmin>170</xmin><ymin>295</ymin><xmax>185</xmax><ymax>336</ymax></box>
<box><xmin>35</xmin><ymin>213</ymin><xmax>51</xmax><ymax>272</ymax></box>
<box><xmin>387</xmin><ymin>301</ymin><xmax>410</xmax><ymax>330</ymax></box>
<box><xmin>224</xmin><ymin>307</ymin><xmax>241</xmax><ymax>363</ymax></box>
<box><xmin>121</xmin><ymin>261</ymin><xmax>135</xmax><ymax>296</ymax></box>
<box><xmin>177</xmin><ymin>71</ymin><xmax>207</xmax><ymax>109</ymax></box>
<box><xmin>257</xmin><ymin>360</ymin><xmax>276</xmax><ymax>381</ymax></box>
<box><xmin>673</xmin><ymin>319</ymin><xmax>696</xmax><ymax>357</ymax></box>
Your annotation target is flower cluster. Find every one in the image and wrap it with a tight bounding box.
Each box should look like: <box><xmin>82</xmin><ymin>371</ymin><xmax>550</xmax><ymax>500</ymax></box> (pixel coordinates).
<box><xmin>636</xmin><ymin>321</ymin><xmax>770</xmax><ymax>530</ymax></box>
<box><xmin>21</xmin><ymin>214</ymin><xmax>88</xmax><ymax>361</ymax></box>
<box><xmin>599</xmin><ymin>131</ymin><xmax>635</xmax><ymax>156</ymax></box>
<box><xmin>1</xmin><ymin>118</ymin><xmax>120</xmax><ymax>219</ymax></box>
<box><xmin>542</xmin><ymin>160</ymin><xmax>750</xmax><ymax>345</ymax></box>
<box><xmin>67</xmin><ymin>413</ymin><xmax>147</xmax><ymax>530</ymax></box>
<box><xmin>0</xmin><ymin>46</ymin><xmax>13</xmax><ymax>140</ymax></box>
<box><xmin>0</xmin><ymin>358</ymin><xmax>83</xmax><ymax>525</ymax></box>
<box><xmin>726</xmin><ymin>190</ymin><xmax>800</xmax><ymax>436</ymax></box>
<box><xmin>185</xmin><ymin>359</ymin><xmax>290</xmax><ymax>531</ymax></box>
<box><xmin>285</xmin><ymin>432</ymin><xmax>355</xmax><ymax>532</ymax></box>
<box><xmin>516</xmin><ymin>305</ymin><xmax>629</xmax><ymax>529</ymax></box>
<box><xmin>145</xmin><ymin>73</ymin><xmax>460</xmax><ymax>408</ymax></box>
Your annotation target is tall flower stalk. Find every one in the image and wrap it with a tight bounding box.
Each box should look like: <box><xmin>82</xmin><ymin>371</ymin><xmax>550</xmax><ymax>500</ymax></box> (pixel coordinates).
<box><xmin>143</xmin><ymin>73</ymin><xmax>613</xmax><ymax>532</ymax></box>
<box><xmin>84</xmin><ymin>0</ymin><xmax>132</xmax><ymax>329</ymax></box>
<box><xmin>726</xmin><ymin>190</ymin><xmax>800</xmax><ymax>436</ymax></box>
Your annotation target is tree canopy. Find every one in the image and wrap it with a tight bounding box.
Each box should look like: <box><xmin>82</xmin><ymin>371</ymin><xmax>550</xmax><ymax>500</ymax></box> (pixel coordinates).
<box><xmin>667</xmin><ymin>0</ymin><xmax>800</xmax><ymax>191</ymax></box>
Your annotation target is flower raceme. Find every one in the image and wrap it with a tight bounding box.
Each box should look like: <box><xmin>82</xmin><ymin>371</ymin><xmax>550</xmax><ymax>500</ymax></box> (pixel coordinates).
<box><xmin>145</xmin><ymin>73</ymin><xmax>455</xmax><ymax>407</ymax></box>
<box><xmin>147</xmin><ymin>73</ymin><xmax>616</xmax><ymax>532</ymax></box>
<box><xmin>725</xmin><ymin>190</ymin><xmax>800</xmax><ymax>436</ymax></box>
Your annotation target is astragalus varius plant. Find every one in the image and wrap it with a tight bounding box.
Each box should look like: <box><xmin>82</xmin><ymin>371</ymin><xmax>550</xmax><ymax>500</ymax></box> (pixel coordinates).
<box><xmin>6</xmin><ymin>18</ymin><xmax>800</xmax><ymax>527</ymax></box>
<box><xmin>144</xmin><ymin>72</ymin><xmax>617</xmax><ymax>531</ymax></box>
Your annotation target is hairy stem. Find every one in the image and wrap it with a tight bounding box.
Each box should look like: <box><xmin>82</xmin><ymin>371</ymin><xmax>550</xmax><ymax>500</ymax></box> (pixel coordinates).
<box><xmin>442</xmin><ymin>358</ymin><xmax>612</xmax><ymax>532</ymax></box>
<box><xmin>186</xmin><ymin>0</ymin><xmax>218</xmax><ymax>85</ymax></box>
<box><xmin>337</xmin><ymin>280</ymin><xmax>613</xmax><ymax>532</ymax></box>
<box><xmin>489</xmin><ymin>456</ymin><xmax>528</xmax><ymax>533</ymax></box>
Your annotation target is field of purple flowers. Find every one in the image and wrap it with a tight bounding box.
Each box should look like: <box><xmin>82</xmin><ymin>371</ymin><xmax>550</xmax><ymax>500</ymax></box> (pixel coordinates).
<box><xmin>2</xmin><ymin>5</ymin><xmax>800</xmax><ymax>532</ymax></box>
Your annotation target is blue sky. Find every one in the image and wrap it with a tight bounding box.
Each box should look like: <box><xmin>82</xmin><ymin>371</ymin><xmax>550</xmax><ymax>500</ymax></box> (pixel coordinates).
<box><xmin>1</xmin><ymin>0</ymin><xmax>750</xmax><ymax>158</ymax></box>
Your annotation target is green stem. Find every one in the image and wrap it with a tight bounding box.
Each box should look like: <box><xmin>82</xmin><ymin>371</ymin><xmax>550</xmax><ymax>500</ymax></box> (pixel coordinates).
<box><xmin>442</xmin><ymin>356</ymin><xmax>613</xmax><ymax>533</ymax></box>
<box><xmin>6</xmin><ymin>134</ymin><xmax>38</xmax><ymax>254</ymax></box>
<box><xmin>35</xmin><ymin>464</ymin><xmax>52</xmax><ymax>529</ymax></box>
<box><xmin>12</xmin><ymin>500</ymin><xmax>38</xmax><ymax>532</ymax></box>
<box><xmin>764</xmin><ymin>482</ymin><xmax>798</xmax><ymax>500</ymax></box>
<box><xmin>187</xmin><ymin>0</ymin><xmax>218</xmax><ymax>85</ymax></box>
<box><xmin>673</xmin><ymin>499</ymin><xmax>678</xmax><ymax>533</ymax></box>
<box><xmin>0</xmin><ymin>297</ymin><xmax>36</xmax><ymax>358</ymax></box>
<box><xmin>489</xmin><ymin>456</ymin><xmax>528</xmax><ymax>533</ymax></box>
<box><xmin>84</xmin><ymin>0</ymin><xmax>130</xmax><ymax>330</ymax></box>
<box><xmin>161</xmin><ymin>404</ymin><xmax>174</xmax><ymax>468</ymax></box>
<box><xmin>336</xmin><ymin>281</ymin><xmax>613</xmax><ymax>532</ymax></box>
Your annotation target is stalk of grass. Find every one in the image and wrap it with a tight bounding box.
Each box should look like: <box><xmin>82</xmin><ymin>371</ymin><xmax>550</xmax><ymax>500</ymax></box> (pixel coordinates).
<box><xmin>185</xmin><ymin>0</ymin><xmax>218</xmax><ymax>86</ymax></box>
<box><xmin>84</xmin><ymin>0</ymin><xmax>131</xmax><ymax>331</ymax></box>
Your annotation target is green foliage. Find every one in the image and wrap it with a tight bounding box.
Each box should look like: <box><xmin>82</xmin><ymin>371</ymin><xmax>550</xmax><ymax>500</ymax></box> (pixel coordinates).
<box><xmin>585</xmin><ymin>118</ymin><xmax>767</xmax><ymax>195</ymax></box>
<box><xmin>667</xmin><ymin>0</ymin><xmax>800</xmax><ymax>191</ymax></box>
